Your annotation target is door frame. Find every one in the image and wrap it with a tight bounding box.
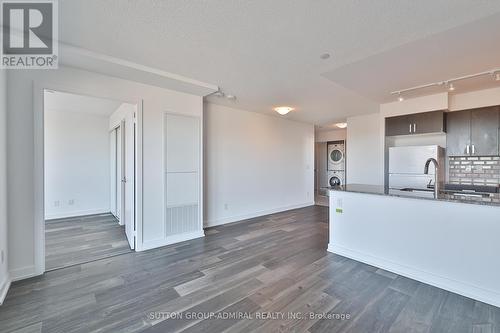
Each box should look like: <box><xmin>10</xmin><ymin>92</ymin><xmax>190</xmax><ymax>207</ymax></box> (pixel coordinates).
<box><xmin>33</xmin><ymin>82</ymin><xmax>144</xmax><ymax>275</ymax></box>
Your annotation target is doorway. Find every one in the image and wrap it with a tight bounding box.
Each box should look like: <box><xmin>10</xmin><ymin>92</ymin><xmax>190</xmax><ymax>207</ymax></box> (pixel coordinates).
<box><xmin>43</xmin><ymin>90</ymin><xmax>137</xmax><ymax>270</ymax></box>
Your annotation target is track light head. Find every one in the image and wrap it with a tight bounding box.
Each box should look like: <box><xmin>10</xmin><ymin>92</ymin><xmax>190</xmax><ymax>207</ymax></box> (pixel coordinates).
<box><xmin>397</xmin><ymin>93</ymin><xmax>404</xmax><ymax>102</ymax></box>
<box><xmin>448</xmin><ymin>82</ymin><xmax>455</xmax><ymax>91</ymax></box>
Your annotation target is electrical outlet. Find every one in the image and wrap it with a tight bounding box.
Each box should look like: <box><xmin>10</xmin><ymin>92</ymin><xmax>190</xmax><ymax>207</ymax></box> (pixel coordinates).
<box><xmin>54</xmin><ymin>200</ymin><xmax>60</xmax><ymax>207</ymax></box>
<box><xmin>68</xmin><ymin>199</ymin><xmax>75</xmax><ymax>206</ymax></box>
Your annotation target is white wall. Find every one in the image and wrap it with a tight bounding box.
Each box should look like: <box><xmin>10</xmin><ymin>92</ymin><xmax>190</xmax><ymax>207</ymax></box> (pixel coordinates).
<box><xmin>315</xmin><ymin>129</ymin><xmax>346</xmax><ymax>142</ymax></box>
<box><xmin>44</xmin><ymin>110</ymin><xmax>111</xmax><ymax>219</ymax></box>
<box><xmin>0</xmin><ymin>70</ymin><xmax>9</xmax><ymax>304</ymax></box>
<box><xmin>346</xmin><ymin>113</ymin><xmax>384</xmax><ymax>185</ymax></box>
<box><xmin>204</xmin><ymin>103</ymin><xmax>315</xmax><ymax>227</ymax></box>
<box><xmin>7</xmin><ymin>66</ymin><xmax>203</xmax><ymax>280</ymax></box>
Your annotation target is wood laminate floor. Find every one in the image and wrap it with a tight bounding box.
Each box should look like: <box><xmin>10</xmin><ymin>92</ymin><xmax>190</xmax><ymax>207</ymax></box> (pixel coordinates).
<box><xmin>2</xmin><ymin>206</ymin><xmax>499</xmax><ymax>332</ymax></box>
<box><xmin>45</xmin><ymin>213</ymin><xmax>132</xmax><ymax>271</ymax></box>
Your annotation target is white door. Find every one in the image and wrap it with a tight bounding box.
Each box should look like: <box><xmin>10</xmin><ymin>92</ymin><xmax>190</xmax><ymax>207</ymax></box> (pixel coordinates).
<box><xmin>121</xmin><ymin>118</ymin><xmax>135</xmax><ymax>250</ymax></box>
<box><xmin>110</xmin><ymin>129</ymin><xmax>117</xmax><ymax>217</ymax></box>
<box><xmin>116</xmin><ymin>126</ymin><xmax>122</xmax><ymax>222</ymax></box>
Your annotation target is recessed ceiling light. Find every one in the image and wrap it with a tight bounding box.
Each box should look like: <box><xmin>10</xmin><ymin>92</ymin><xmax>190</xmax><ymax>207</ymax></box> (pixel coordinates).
<box><xmin>320</xmin><ymin>53</ymin><xmax>331</xmax><ymax>60</ymax></box>
<box><xmin>335</xmin><ymin>122</ymin><xmax>347</xmax><ymax>129</ymax></box>
<box><xmin>274</xmin><ymin>106</ymin><xmax>293</xmax><ymax>115</ymax></box>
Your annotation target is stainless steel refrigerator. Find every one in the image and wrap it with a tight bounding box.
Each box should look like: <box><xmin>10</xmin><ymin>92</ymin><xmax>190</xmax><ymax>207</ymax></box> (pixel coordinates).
<box><xmin>388</xmin><ymin>145</ymin><xmax>445</xmax><ymax>198</ymax></box>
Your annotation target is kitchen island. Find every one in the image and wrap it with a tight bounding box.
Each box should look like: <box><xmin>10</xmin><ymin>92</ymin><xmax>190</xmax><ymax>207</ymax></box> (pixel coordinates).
<box><xmin>328</xmin><ymin>184</ymin><xmax>500</xmax><ymax>307</ymax></box>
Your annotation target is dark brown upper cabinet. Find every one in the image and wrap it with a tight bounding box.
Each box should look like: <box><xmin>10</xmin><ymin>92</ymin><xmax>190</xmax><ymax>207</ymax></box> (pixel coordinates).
<box><xmin>446</xmin><ymin>106</ymin><xmax>499</xmax><ymax>156</ymax></box>
<box><xmin>385</xmin><ymin>110</ymin><xmax>446</xmax><ymax>137</ymax></box>
<box><xmin>446</xmin><ymin>110</ymin><xmax>471</xmax><ymax>156</ymax></box>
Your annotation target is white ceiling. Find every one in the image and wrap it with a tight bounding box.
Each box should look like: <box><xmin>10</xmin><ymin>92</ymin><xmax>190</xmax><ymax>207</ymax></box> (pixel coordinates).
<box><xmin>323</xmin><ymin>12</ymin><xmax>500</xmax><ymax>103</ymax></box>
<box><xmin>58</xmin><ymin>0</ymin><xmax>500</xmax><ymax>125</ymax></box>
<box><xmin>44</xmin><ymin>90</ymin><xmax>123</xmax><ymax>116</ymax></box>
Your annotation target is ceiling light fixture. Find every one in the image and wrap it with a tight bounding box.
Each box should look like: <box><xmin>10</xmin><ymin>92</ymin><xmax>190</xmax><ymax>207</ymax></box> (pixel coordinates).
<box><xmin>274</xmin><ymin>106</ymin><xmax>293</xmax><ymax>115</ymax></box>
<box><xmin>397</xmin><ymin>92</ymin><xmax>404</xmax><ymax>102</ymax></box>
<box><xmin>447</xmin><ymin>82</ymin><xmax>455</xmax><ymax>91</ymax></box>
<box><xmin>335</xmin><ymin>122</ymin><xmax>347</xmax><ymax>129</ymax></box>
<box><xmin>390</xmin><ymin>68</ymin><xmax>500</xmax><ymax>98</ymax></box>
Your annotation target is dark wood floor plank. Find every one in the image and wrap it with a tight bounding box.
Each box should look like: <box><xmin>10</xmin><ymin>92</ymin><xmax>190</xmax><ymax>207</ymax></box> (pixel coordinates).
<box><xmin>45</xmin><ymin>213</ymin><xmax>132</xmax><ymax>270</ymax></box>
<box><xmin>1</xmin><ymin>205</ymin><xmax>498</xmax><ymax>333</ymax></box>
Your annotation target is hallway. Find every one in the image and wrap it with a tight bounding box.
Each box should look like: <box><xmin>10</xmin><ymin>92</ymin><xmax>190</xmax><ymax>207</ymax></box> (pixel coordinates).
<box><xmin>45</xmin><ymin>213</ymin><xmax>132</xmax><ymax>270</ymax></box>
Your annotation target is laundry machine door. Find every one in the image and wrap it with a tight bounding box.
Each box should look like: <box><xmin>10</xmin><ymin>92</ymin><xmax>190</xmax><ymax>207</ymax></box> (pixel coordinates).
<box><xmin>329</xmin><ymin>176</ymin><xmax>342</xmax><ymax>187</ymax></box>
<box><xmin>329</xmin><ymin>148</ymin><xmax>344</xmax><ymax>164</ymax></box>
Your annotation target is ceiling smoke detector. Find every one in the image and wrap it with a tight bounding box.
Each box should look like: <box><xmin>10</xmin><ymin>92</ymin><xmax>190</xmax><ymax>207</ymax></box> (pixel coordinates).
<box><xmin>320</xmin><ymin>53</ymin><xmax>331</xmax><ymax>60</ymax></box>
<box><xmin>274</xmin><ymin>106</ymin><xmax>293</xmax><ymax>115</ymax></box>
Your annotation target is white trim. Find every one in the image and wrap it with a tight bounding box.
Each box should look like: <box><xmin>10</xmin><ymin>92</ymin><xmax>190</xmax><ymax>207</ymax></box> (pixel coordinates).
<box><xmin>328</xmin><ymin>243</ymin><xmax>500</xmax><ymax>308</ymax></box>
<box><xmin>204</xmin><ymin>202</ymin><xmax>315</xmax><ymax>228</ymax></box>
<box><xmin>33</xmin><ymin>82</ymin><xmax>45</xmax><ymax>276</ymax></box>
<box><xmin>141</xmin><ymin>231</ymin><xmax>205</xmax><ymax>252</ymax></box>
<box><xmin>135</xmin><ymin>101</ymin><xmax>144</xmax><ymax>251</ymax></box>
<box><xmin>0</xmin><ymin>273</ymin><xmax>11</xmax><ymax>305</ymax></box>
<box><xmin>33</xmin><ymin>81</ymin><xmax>145</xmax><ymax>278</ymax></box>
<box><xmin>10</xmin><ymin>265</ymin><xmax>37</xmax><ymax>282</ymax></box>
<box><xmin>45</xmin><ymin>209</ymin><xmax>111</xmax><ymax>221</ymax></box>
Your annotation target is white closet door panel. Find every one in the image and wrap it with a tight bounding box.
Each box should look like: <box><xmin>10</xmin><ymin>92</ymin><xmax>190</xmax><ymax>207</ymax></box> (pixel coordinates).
<box><xmin>164</xmin><ymin>113</ymin><xmax>201</xmax><ymax>237</ymax></box>
<box><xmin>165</xmin><ymin>114</ymin><xmax>199</xmax><ymax>172</ymax></box>
<box><xmin>166</xmin><ymin>173</ymin><xmax>198</xmax><ymax>207</ymax></box>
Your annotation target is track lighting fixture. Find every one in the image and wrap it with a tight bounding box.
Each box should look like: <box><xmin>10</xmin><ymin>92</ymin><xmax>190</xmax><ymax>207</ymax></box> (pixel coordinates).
<box><xmin>391</xmin><ymin>68</ymin><xmax>500</xmax><ymax>99</ymax></box>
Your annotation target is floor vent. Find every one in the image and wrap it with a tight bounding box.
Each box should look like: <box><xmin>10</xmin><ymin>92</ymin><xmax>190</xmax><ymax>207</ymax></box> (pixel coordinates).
<box><xmin>165</xmin><ymin>204</ymin><xmax>199</xmax><ymax>236</ymax></box>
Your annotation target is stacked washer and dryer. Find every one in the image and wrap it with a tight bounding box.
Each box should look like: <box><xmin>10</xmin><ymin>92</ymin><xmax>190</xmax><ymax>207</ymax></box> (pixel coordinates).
<box><xmin>327</xmin><ymin>141</ymin><xmax>346</xmax><ymax>188</ymax></box>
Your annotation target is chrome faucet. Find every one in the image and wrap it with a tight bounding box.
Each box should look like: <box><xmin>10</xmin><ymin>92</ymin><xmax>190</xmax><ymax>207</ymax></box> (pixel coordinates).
<box><xmin>424</xmin><ymin>158</ymin><xmax>439</xmax><ymax>198</ymax></box>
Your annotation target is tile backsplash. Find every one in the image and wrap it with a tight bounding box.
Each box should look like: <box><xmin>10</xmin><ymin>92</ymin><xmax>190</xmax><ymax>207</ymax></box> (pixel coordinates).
<box><xmin>448</xmin><ymin>156</ymin><xmax>500</xmax><ymax>186</ymax></box>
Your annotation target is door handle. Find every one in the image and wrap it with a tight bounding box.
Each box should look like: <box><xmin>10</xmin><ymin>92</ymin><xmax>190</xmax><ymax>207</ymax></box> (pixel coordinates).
<box><xmin>413</xmin><ymin>123</ymin><xmax>416</xmax><ymax>133</ymax></box>
<box><xmin>121</xmin><ymin>178</ymin><xmax>127</xmax><ymax>183</ymax></box>
<box><xmin>472</xmin><ymin>144</ymin><xmax>475</xmax><ymax>155</ymax></box>
<box><xmin>466</xmin><ymin>145</ymin><xmax>470</xmax><ymax>155</ymax></box>
<box><xmin>409</xmin><ymin>124</ymin><xmax>412</xmax><ymax>133</ymax></box>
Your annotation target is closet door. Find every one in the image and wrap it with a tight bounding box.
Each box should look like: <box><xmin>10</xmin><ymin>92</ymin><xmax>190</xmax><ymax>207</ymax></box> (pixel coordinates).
<box><xmin>164</xmin><ymin>113</ymin><xmax>201</xmax><ymax>237</ymax></box>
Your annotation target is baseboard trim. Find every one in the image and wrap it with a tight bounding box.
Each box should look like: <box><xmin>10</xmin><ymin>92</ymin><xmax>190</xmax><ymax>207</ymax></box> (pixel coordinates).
<box><xmin>204</xmin><ymin>202</ymin><xmax>315</xmax><ymax>228</ymax></box>
<box><xmin>0</xmin><ymin>274</ymin><xmax>11</xmax><ymax>305</ymax></box>
<box><xmin>140</xmin><ymin>230</ymin><xmax>205</xmax><ymax>251</ymax></box>
<box><xmin>45</xmin><ymin>209</ymin><xmax>110</xmax><ymax>221</ymax></box>
<box><xmin>328</xmin><ymin>243</ymin><xmax>500</xmax><ymax>308</ymax></box>
<box><xmin>10</xmin><ymin>265</ymin><xmax>38</xmax><ymax>282</ymax></box>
